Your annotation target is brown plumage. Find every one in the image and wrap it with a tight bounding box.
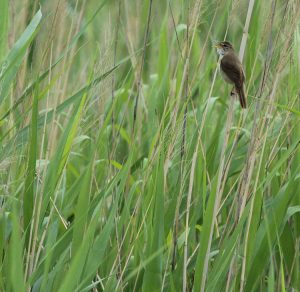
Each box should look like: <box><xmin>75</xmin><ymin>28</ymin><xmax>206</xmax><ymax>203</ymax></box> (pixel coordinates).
<box><xmin>215</xmin><ymin>41</ymin><xmax>247</xmax><ymax>109</ymax></box>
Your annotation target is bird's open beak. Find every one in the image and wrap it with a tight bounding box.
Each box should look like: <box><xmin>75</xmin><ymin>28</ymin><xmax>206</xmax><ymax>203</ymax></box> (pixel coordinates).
<box><xmin>211</xmin><ymin>40</ymin><xmax>218</xmax><ymax>48</ymax></box>
<box><xmin>214</xmin><ymin>43</ymin><xmax>221</xmax><ymax>48</ymax></box>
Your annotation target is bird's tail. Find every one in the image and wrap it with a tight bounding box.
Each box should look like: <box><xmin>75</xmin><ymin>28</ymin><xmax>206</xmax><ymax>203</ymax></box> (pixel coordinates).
<box><xmin>236</xmin><ymin>86</ymin><xmax>247</xmax><ymax>109</ymax></box>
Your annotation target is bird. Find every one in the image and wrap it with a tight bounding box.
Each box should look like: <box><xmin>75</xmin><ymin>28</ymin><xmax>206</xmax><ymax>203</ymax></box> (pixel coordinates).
<box><xmin>214</xmin><ymin>41</ymin><xmax>247</xmax><ymax>108</ymax></box>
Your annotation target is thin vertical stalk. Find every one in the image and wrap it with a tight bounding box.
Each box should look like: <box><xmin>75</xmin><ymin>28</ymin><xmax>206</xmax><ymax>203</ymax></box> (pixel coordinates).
<box><xmin>182</xmin><ymin>1</ymin><xmax>190</xmax><ymax>290</ymax></box>
<box><xmin>111</xmin><ymin>0</ymin><xmax>123</xmax><ymax>288</ymax></box>
<box><xmin>132</xmin><ymin>0</ymin><xmax>153</xmax><ymax>133</ymax></box>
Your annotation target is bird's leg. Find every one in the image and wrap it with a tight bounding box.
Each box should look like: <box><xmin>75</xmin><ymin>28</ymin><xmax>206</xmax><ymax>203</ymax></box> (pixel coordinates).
<box><xmin>230</xmin><ymin>86</ymin><xmax>236</xmax><ymax>96</ymax></box>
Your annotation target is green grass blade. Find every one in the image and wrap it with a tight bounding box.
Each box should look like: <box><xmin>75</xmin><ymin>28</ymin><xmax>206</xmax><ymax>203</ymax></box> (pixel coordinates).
<box><xmin>0</xmin><ymin>9</ymin><xmax>42</xmax><ymax>103</ymax></box>
<box><xmin>245</xmin><ymin>173</ymin><xmax>299</xmax><ymax>291</ymax></box>
<box><xmin>9</xmin><ymin>208</ymin><xmax>26</xmax><ymax>292</ymax></box>
<box><xmin>40</xmin><ymin>89</ymin><xmax>89</xmax><ymax>221</ymax></box>
<box><xmin>23</xmin><ymin>87</ymin><xmax>39</xmax><ymax>239</ymax></box>
<box><xmin>142</xmin><ymin>156</ymin><xmax>165</xmax><ymax>292</ymax></box>
<box><xmin>206</xmin><ymin>203</ymin><xmax>251</xmax><ymax>291</ymax></box>
<box><xmin>72</xmin><ymin>164</ymin><xmax>92</xmax><ymax>256</ymax></box>
<box><xmin>193</xmin><ymin>176</ymin><xmax>218</xmax><ymax>291</ymax></box>
<box><xmin>0</xmin><ymin>0</ymin><xmax>8</xmax><ymax>61</ymax></box>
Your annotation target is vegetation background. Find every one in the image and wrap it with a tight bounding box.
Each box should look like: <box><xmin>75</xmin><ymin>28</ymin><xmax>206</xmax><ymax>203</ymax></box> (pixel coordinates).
<box><xmin>0</xmin><ymin>0</ymin><xmax>300</xmax><ymax>291</ymax></box>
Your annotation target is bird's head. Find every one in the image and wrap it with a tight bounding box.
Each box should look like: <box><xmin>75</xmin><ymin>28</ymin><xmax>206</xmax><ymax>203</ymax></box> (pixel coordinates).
<box><xmin>214</xmin><ymin>41</ymin><xmax>234</xmax><ymax>56</ymax></box>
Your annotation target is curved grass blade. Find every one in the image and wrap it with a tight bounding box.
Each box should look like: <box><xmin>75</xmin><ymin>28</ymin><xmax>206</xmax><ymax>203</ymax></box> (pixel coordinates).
<box><xmin>0</xmin><ymin>10</ymin><xmax>42</xmax><ymax>103</ymax></box>
<box><xmin>245</xmin><ymin>172</ymin><xmax>299</xmax><ymax>291</ymax></box>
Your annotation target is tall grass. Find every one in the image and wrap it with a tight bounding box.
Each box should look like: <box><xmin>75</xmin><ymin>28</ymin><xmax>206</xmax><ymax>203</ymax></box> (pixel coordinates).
<box><xmin>0</xmin><ymin>0</ymin><xmax>300</xmax><ymax>291</ymax></box>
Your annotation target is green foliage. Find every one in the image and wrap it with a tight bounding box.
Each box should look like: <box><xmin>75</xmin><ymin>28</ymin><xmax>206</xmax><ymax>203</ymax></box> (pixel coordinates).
<box><xmin>0</xmin><ymin>0</ymin><xmax>300</xmax><ymax>291</ymax></box>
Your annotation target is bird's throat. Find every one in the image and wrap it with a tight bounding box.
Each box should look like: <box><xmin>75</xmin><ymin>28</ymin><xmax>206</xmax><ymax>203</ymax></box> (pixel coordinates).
<box><xmin>217</xmin><ymin>48</ymin><xmax>225</xmax><ymax>57</ymax></box>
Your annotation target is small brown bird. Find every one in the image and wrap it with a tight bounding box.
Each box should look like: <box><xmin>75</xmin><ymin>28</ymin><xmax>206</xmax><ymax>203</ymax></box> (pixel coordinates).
<box><xmin>215</xmin><ymin>41</ymin><xmax>247</xmax><ymax>108</ymax></box>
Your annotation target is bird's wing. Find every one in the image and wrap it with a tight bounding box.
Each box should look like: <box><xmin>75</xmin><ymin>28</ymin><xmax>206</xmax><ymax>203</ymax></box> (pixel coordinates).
<box><xmin>220</xmin><ymin>54</ymin><xmax>244</xmax><ymax>87</ymax></box>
